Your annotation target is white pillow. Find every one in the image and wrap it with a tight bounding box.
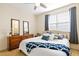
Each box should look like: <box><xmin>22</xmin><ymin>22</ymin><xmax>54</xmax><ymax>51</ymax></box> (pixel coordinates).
<box><xmin>49</xmin><ymin>34</ymin><xmax>55</xmax><ymax>41</ymax></box>
<box><xmin>43</xmin><ymin>33</ymin><xmax>51</xmax><ymax>36</ymax></box>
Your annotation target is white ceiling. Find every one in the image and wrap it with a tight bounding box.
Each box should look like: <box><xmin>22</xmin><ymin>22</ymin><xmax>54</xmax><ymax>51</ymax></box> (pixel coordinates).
<box><xmin>33</xmin><ymin>3</ymin><xmax>72</xmax><ymax>14</ymax></box>
<box><xmin>8</xmin><ymin>3</ymin><xmax>72</xmax><ymax>15</ymax></box>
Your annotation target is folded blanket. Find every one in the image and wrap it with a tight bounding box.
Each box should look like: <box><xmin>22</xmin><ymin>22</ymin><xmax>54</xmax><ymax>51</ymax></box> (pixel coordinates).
<box><xmin>26</xmin><ymin>42</ymin><xmax>70</xmax><ymax>56</ymax></box>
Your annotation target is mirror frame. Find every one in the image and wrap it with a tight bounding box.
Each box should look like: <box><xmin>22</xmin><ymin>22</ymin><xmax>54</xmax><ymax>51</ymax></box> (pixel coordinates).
<box><xmin>11</xmin><ymin>19</ymin><xmax>20</xmax><ymax>35</ymax></box>
<box><xmin>23</xmin><ymin>21</ymin><xmax>29</xmax><ymax>35</ymax></box>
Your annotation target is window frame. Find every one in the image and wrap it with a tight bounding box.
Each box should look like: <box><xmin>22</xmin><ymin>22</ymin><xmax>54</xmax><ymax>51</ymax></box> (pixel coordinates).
<box><xmin>48</xmin><ymin>11</ymin><xmax>70</xmax><ymax>32</ymax></box>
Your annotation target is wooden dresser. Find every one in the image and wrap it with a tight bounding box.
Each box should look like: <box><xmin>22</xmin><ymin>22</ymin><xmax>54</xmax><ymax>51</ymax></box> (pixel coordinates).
<box><xmin>8</xmin><ymin>34</ymin><xmax>33</xmax><ymax>50</ymax></box>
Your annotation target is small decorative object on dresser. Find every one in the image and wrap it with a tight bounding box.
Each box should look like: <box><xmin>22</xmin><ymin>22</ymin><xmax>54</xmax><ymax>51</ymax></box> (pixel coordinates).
<box><xmin>7</xmin><ymin>34</ymin><xmax>34</xmax><ymax>50</ymax></box>
<box><xmin>35</xmin><ymin>33</ymin><xmax>41</xmax><ymax>37</ymax></box>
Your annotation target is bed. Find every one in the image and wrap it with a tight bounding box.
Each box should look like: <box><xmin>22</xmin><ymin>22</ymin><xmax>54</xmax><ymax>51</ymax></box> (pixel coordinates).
<box><xmin>19</xmin><ymin>35</ymin><xmax>70</xmax><ymax>56</ymax></box>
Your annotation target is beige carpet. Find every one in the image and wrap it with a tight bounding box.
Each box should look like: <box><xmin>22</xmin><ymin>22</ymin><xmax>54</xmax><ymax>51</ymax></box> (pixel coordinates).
<box><xmin>0</xmin><ymin>49</ymin><xmax>79</xmax><ymax>56</ymax></box>
<box><xmin>71</xmin><ymin>49</ymin><xmax>79</xmax><ymax>56</ymax></box>
<box><xmin>0</xmin><ymin>49</ymin><xmax>25</xmax><ymax>56</ymax></box>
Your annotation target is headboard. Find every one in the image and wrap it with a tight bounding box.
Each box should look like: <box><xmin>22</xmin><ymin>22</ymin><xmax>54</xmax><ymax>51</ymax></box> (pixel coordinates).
<box><xmin>43</xmin><ymin>30</ymin><xmax>70</xmax><ymax>40</ymax></box>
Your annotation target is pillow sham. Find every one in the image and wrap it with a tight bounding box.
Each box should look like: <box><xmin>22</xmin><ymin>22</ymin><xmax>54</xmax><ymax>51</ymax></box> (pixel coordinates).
<box><xmin>49</xmin><ymin>34</ymin><xmax>55</xmax><ymax>41</ymax></box>
<box><xmin>53</xmin><ymin>34</ymin><xmax>59</xmax><ymax>39</ymax></box>
<box><xmin>58</xmin><ymin>34</ymin><xmax>64</xmax><ymax>39</ymax></box>
<box><xmin>42</xmin><ymin>35</ymin><xmax>50</xmax><ymax>41</ymax></box>
<box><xmin>43</xmin><ymin>33</ymin><xmax>50</xmax><ymax>36</ymax></box>
<box><xmin>53</xmin><ymin>34</ymin><xmax>64</xmax><ymax>40</ymax></box>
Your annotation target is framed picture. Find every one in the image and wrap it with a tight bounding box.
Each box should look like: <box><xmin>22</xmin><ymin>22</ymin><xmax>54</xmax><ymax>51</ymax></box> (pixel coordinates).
<box><xmin>23</xmin><ymin>21</ymin><xmax>29</xmax><ymax>35</ymax></box>
<box><xmin>11</xmin><ymin>19</ymin><xmax>20</xmax><ymax>35</ymax></box>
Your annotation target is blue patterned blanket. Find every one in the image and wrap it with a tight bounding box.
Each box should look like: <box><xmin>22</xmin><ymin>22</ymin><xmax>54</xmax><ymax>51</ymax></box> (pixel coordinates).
<box><xmin>26</xmin><ymin>42</ymin><xmax>70</xmax><ymax>56</ymax></box>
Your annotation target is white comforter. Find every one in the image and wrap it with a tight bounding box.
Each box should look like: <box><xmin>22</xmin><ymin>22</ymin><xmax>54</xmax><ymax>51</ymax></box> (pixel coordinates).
<box><xmin>19</xmin><ymin>36</ymin><xmax>70</xmax><ymax>56</ymax></box>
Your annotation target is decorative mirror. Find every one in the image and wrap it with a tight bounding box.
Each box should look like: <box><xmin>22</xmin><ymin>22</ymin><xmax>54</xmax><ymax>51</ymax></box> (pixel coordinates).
<box><xmin>23</xmin><ymin>21</ymin><xmax>29</xmax><ymax>35</ymax></box>
<box><xmin>11</xmin><ymin>19</ymin><xmax>20</xmax><ymax>35</ymax></box>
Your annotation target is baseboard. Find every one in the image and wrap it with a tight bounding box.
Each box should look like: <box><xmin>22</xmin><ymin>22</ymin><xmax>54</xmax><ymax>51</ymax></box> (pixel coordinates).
<box><xmin>0</xmin><ymin>48</ymin><xmax>8</xmax><ymax>52</ymax></box>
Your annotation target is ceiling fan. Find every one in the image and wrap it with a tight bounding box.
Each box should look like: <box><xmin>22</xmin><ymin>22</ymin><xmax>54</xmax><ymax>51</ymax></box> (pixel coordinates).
<box><xmin>34</xmin><ymin>3</ymin><xmax>47</xmax><ymax>10</ymax></box>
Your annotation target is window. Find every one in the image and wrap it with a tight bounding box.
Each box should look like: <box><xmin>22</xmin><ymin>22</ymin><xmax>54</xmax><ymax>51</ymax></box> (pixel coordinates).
<box><xmin>48</xmin><ymin>11</ymin><xmax>70</xmax><ymax>32</ymax></box>
<box><xmin>48</xmin><ymin>15</ymin><xmax>56</xmax><ymax>30</ymax></box>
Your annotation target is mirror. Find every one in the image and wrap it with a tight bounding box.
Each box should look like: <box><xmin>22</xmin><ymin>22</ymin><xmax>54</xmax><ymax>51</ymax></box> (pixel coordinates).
<box><xmin>23</xmin><ymin>21</ymin><xmax>29</xmax><ymax>35</ymax></box>
<box><xmin>11</xmin><ymin>19</ymin><xmax>20</xmax><ymax>35</ymax></box>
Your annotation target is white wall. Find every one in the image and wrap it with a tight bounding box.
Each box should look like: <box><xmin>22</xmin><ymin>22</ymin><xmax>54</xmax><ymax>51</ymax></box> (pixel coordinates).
<box><xmin>35</xmin><ymin>4</ymin><xmax>79</xmax><ymax>42</ymax></box>
<box><xmin>0</xmin><ymin>4</ymin><xmax>36</xmax><ymax>50</ymax></box>
<box><xmin>35</xmin><ymin>4</ymin><xmax>76</xmax><ymax>33</ymax></box>
<box><xmin>35</xmin><ymin>15</ymin><xmax>45</xmax><ymax>33</ymax></box>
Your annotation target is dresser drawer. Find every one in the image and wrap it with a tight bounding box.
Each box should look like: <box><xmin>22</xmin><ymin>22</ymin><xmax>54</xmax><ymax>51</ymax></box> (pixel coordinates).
<box><xmin>22</xmin><ymin>36</ymin><xmax>28</xmax><ymax>39</ymax></box>
<box><xmin>10</xmin><ymin>38</ymin><xmax>20</xmax><ymax>44</ymax></box>
<box><xmin>9</xmin><ymin>38</ymin><xmax>21</xmax><ymax>50</ymax></box>
<box><xmin>8</xmin><ymin>34</ymin><xmax>33</xmax><ymax>50</ymax></box>
<box><xmin>10</xmin><ymin>36</ymin><xmax>21</xmax><ymax>39</ymax></box>
<box><xmin>10</xmin><ymin>42</ymin><xmax>18</xmax><ymax>50</ymax></box>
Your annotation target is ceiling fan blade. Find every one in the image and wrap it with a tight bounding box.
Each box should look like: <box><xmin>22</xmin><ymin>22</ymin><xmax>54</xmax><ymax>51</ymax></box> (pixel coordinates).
<box><xmin>34</xmin><ymin>6</ymin><xmax>37</xmax><ymax>10</ymax></box>
<box><xmin>40</xmin><ymin>3</ymin><xmax>47</xmax><ymax>8</ymax></box>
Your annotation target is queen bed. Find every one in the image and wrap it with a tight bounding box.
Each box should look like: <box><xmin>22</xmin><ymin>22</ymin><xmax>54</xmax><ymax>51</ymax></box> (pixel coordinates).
<box><xmin>19</xmin><ymin>33</ymin><xmax>70</xmax><ymax>56</ymax></box>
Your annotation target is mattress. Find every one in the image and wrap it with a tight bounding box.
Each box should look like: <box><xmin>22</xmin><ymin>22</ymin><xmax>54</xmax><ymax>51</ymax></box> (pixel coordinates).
<box><xmin>19</xmin><ymin>36</ymin><xmax>70</xmax><ymax>56</ymax></box>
